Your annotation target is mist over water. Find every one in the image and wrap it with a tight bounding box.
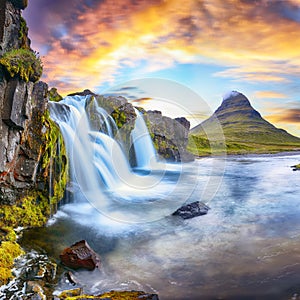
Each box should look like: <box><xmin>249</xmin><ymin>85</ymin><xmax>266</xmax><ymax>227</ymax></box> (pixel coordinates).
<box><xmin>21</xmin><ymin>152</ymin><xmax>300</xmax><ymax>299</ymax></box>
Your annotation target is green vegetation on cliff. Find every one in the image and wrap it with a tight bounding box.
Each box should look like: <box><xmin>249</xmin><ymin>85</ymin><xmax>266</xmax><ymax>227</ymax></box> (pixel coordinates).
<box><xmin>48</xmin><ymin>87</ymin><xmax>63</xmax><ymax>102</ymax></box>
<box><xmin>0</xmin><ymin>48</ymin><xmax>43</xmax><ymax>82</ymax></box>
<box><xmin>0</xmin><ymin>109</ymin><xmax>68</xmax><ymax>285</ymax></box>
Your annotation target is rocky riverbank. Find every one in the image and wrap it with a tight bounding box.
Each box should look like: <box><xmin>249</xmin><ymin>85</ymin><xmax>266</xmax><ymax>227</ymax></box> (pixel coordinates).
<box><xmin>0</xmin><ymin>0</ymin><xmax>67</xmax><ymax>284</ymax></box>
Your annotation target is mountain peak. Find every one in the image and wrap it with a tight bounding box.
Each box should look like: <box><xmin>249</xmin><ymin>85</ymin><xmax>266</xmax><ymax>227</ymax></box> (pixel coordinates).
<box><xmin>218</xmin><ymin>91</ymin><xmax>251</xmax><ymax>112</ymax></box>
<box><xmin>222</xmin><ymin>90</ymin><xmax>244</xmax><ymax>101</ymax></box>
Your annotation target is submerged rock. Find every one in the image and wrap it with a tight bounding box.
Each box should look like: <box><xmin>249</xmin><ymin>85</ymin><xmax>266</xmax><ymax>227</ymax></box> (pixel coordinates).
<box><xmin>60</xmin><ymin>240</ymin><xmax>101</xmax><ymax>271</ymax></box>
<box><xmin>172</xmin><ymin>201</ymin><xmax>210</xmax><ymax>219</ymax></box>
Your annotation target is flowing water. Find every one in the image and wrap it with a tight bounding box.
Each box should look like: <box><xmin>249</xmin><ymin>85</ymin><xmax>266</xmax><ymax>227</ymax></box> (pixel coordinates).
<box><xmin>21</xmin><ymin>95</ymin><xmax>300</xmax><ymax>299</ymax></box>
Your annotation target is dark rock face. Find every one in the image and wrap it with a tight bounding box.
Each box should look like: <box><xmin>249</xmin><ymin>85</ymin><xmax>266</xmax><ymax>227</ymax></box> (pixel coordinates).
<box><xmin>0</xmin><ymin>1</ymin><xmax>30</xmax><ymax>55</ymax></box>
<box><xmin>0</xmin><ymin>78</ymin><xmax>67</xmax><ymax>205</ymax></box>
<box><xmin>60</xmin><ymin>240</ymin><xmax>101</xmax><ymax>271</ymax></box>
<box><xmin>172</xmin><ymin>201</ymin><xmax>210</xmax><ymax>219</ymax></box>
<box><xmin>0</xmin><ymin>2</ymin><xmax>67</xmax><ymax>207</ymax></box>
<box><xmin>146</xmin><ymin>111</ymin><xmax>194</xmax><ymax>162</ymax></box>
<box><xmin>10</xmin><ymin>0</ymin><xmax>28</xmax><ymax>10</ymax></box>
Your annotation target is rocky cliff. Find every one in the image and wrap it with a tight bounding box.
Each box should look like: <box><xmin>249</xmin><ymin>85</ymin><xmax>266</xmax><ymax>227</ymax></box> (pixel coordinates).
<box><xmin>144</xmin><ymin>110</ymin><xmax>194</xmax><ymax>162</ymax></box>
<box><xmin>0</xmin><ymin>0</ymin><xmax>67</xmax><ymax>284</ymax></box>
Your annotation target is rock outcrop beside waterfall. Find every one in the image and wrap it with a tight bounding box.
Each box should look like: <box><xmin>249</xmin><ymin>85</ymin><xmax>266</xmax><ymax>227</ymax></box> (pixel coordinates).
<box><xmin>0</xmin><ymin>0</ymin><xmax>67</xmax><ymax>284</ymax></box>
<box><xmin>73</xmin><ymin>90</ymin><xmax>194</xmax><ymax>162</ymax></box>
<box><xmin>145</xmin><ymin>110</ymin><xmax>194</xmax><ymax>162</ymax></box>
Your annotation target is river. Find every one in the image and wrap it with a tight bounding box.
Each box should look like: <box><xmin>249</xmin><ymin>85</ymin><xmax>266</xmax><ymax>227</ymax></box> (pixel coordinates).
<box><xmin>21</xmin><ymin>153</ymin><xmax>300</xmax><ymax>299</ymax></box>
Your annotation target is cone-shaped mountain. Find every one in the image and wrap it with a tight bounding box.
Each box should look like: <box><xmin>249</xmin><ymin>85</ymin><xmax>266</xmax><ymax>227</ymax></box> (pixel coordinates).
<box><xmin>190</xmin><ymin>91</ymin><xmax>300</xmax><ymax>153</ymax></box>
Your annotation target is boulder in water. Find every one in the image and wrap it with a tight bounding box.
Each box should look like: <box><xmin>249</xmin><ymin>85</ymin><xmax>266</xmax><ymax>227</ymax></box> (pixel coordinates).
<box><xmin>60</xmin><ymin>240</ymin><xmax>101</xmax><ymax>271</ymax></box>
<box><xmin>172</xmin><ymin>201</ymin><xmax>210</xmax><ymax>219</ymax></box>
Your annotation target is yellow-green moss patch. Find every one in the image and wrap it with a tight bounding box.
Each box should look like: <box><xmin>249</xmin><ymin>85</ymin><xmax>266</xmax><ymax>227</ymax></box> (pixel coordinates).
<box><xmin>0</xmin><ymin>241</ymin><xmax>24</xmax><ymax>285</ymax></box>
<box><xmin>0</xmin><ymin>48</ymin><xmax>43</xmax><ymax>82</ymax></box>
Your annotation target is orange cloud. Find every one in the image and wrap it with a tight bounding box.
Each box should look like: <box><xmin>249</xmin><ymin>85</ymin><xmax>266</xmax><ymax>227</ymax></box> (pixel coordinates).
<box><xmin>254</xmin><ymin>91</ymin><xmax>288</xmax><ymax>99</ymax></box>
<box><xmin>266</xmin><ymin>108</ymin><xmax>300</xmax><ymax>123</ymax></box>
<box><xmin>131</xmin><ymin>97</ymin><xmax>153</xmax><ymax>106</ymax></box>
<box><xmin>29</xmin><ymin>0</ymin><xmax>300</xmax><ymax>94</ymax></box>
<box><xmin>262</xmin><ymin>103</ymin><xmax>300</xmax><ymax>136</ymax></box>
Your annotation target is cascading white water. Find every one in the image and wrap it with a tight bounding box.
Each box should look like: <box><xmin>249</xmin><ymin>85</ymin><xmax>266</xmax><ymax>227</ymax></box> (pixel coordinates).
<box><xmin>49</xmin><ymin>95</ymin><xmax>134</xmax><ymax>191</ymax></box>
<box><xmin>131</xmin><ymin>108</ymin><xmax>158</xmax><ymax>169</ymax></box>
<box><xmin>49</xmin><ymin>95</ymin><xmax>185</xmax><ymax>223</ymax></box>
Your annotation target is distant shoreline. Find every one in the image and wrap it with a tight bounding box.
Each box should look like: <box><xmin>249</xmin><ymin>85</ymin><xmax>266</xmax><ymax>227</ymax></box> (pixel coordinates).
<box><xmin>194</xmin><ymin>150</ymin><xmax>300</xmax><ymax>160</ymax></box>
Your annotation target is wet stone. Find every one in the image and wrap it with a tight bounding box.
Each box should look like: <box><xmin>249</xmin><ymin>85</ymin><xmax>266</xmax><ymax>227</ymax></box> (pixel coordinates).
<box><xmin>60</xmin><ymin>240</ymin><xmax>101</xmax><ymax>271</ymax></box>
<box><xmin>172</xmin><ymin>201</ymin><xmax>210</xmax><ymax>219</ymax></box>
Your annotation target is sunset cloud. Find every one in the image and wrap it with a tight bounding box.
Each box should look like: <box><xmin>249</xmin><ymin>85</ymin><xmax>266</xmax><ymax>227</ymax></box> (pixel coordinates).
<box><xmin>24</xmin><ymin>0</ymin><xmax>300</xmax><ymax>95</ymax></box>
<box><xmin>267</xmin><ymin>108</ymin><xmax>300</xmax><ymax>124</ymax></box>
<box><xmin>23</xmin><ymin>0</ymin><xmax>300</xmax><ymax>135</ymax></box>
<box><xmin>254</xmin><ymin>91</ymin><xmax>288</xmax><ymax>99</ymax></box>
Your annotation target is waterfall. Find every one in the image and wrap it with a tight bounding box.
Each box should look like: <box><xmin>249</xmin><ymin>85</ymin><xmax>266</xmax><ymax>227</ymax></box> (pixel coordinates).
<box><xmin>49</xmin><ymin>95</ymin><xmax>184</xmax><ymax>223</ymax></box>
<box><xmin>49</xmin><ymin>95</ymin><xmax>132</xmax><ymax>191</ymax></box>
<box><xmin>131</xmin><ymin>108</ymin><xmax>158</xmax><ymax>169</ymax></box>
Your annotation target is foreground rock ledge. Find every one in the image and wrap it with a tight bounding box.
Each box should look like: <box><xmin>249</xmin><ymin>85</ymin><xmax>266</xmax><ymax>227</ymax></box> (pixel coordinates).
<box><xmin>60</xmin><ymin>240</ymin><xmax>101</xmax><ymax>270</ymax></box>
<box><xmin>58</xmin><ymin>290</ymin><xmax>159</xmax><ymax>300</ymax></box>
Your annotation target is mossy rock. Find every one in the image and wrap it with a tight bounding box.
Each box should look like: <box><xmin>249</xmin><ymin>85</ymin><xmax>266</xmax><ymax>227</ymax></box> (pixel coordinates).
<box><xmin>0</xmin><ymin>107</ymin><xmax>68</xmax><ymax>286</ymax></box>
<box><xmin>48</xmin><ymin>87</ymin><xmax>63</xmax><ymax>102</ymax></box>
<box><xmin>19</xmin><ymin>17</ymin><xmax>30</xmax><ymax>49</ymax></box>
<box><xmin>60</xmin><ymin>290</ymin><xmax>159</xmax><ymax>300</ymax></box>
<box><xmin>0</xmin><ymin>48</ymin><xmax>43</xmax><ymax>82</ymax></box>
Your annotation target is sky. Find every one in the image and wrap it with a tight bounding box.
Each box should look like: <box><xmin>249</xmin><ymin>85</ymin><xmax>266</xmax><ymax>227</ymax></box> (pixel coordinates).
<box><xmin>23</xmin><ymin>0</ymin><xmax>300</xmax><ymax>135</ymax></box>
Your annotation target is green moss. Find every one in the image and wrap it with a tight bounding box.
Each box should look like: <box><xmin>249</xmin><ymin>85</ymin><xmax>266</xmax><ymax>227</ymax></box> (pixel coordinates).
<box><xmin>19</xmin><ymin>17</ymin><xmax>29</xmax><ymax>49</ymax></box>
<box><xmin>0</xmin><ymin>226</ymin><xmax>17</xmax><ymax>242</ymax></box>
<box><xmin>0</xmin><ymin>48</ymin><xmax>43</xmax><ymax>82</ymax></box>
<box><xmin>41</xmin><ymin>110</ymin><xmax>68</xmax><ymax>206</ymax></box>
<box><xmin>0</xmin><ymin>196</ymin><xmax>48</xmax><ymax>229</ymax></box>
<box><xmin>0</xmin><ymin>241</ymin><xmax>24</xmax><ymax>285</ymax></box>
<box><xmin>0</xmin><ymin>108</ymin><xmax>68</xmax><ymax>286</ymax></box>
<box><xmin>48</xmin><ymin>87</ymin><xmax>63</xmax><ymax>102</ymax></box>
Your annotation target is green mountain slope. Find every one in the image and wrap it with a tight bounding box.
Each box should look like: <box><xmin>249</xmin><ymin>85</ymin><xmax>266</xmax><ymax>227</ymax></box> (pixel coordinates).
<box><xmin>188</xmin><ymin>91</ymin><xmax>300</xmax><ymax>155</ymax></box>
